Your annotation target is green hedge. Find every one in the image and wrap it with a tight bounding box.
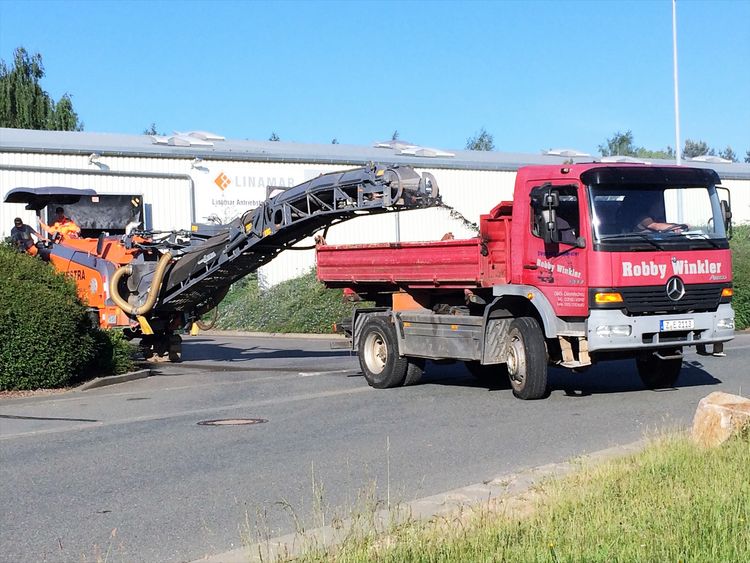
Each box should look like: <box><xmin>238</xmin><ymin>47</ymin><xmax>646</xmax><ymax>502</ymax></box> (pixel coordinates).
<box><xmin>731</xmin><ymin>224</ymin><xmax>750</xmax><ymax>330</ymax></box>
<box><xmin>0</xmin><ymin>244</ymin><xmax>134</xmax><ymax>390</ymax></box>
<box><xmin>217</xmin><ymin>271</ymin><xmax>362</xmax><ymax>333</ymax></box>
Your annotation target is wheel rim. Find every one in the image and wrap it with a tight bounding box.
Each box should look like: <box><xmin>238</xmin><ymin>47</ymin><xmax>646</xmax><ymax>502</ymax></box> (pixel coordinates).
<box><xmin>507</xmin><ymin>333</ymin><xmax>527</xmax><ymax>386</ymax></box>
<box><xmin>363</xmin><ymin>331</ymin><xmax>387</xmax><ymax>374</ymax></box>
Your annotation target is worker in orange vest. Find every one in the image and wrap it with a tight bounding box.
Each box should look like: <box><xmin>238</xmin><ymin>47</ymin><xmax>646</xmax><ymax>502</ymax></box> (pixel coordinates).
<box><xmin>48</xmin><ymin>206</ymin><xmax>81</xmax><ymax>239</ymax></box>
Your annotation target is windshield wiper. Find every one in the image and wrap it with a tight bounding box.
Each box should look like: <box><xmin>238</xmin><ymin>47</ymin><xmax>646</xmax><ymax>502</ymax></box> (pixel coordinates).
<box><xmin>664</xmin><ymin>231</ymin><xmax>723</xmax><ymax>248</ymax></box>
<box><xmin>598</xmin><ymin>232</ymin><xmax>664</xmax><ymax>249</ymax></box>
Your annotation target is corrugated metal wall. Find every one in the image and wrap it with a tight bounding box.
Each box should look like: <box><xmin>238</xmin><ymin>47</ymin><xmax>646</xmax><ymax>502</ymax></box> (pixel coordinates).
<box><xmin>2</xmin><ymin>150</ymin><xmax>748</xmax><ymax>289</ymax></box>
<box><xmin>0</xmin><ymin>152</ymin><xmax>192</xmax><ymax>233</ymax></box>
<box><xmin>255</xmin><ymin>167</ymin><xmax>515</xmax><ymax>287</ymax></box>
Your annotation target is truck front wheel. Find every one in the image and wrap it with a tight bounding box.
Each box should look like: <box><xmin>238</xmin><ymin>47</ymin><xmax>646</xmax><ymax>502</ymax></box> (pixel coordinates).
<box><xmin>636</xmin><ymin>351</ymin><xmax>682</xmax><ymax>389</ymax></box>
<box><xmin>359</xmin><ymin>316</ymin><xmax>409</xmax><ymax>389</ymax></box>
<box><xmin>506</xmin><ymin>317</ymin><xmax>548</xmax><ymax>400</ymax></box>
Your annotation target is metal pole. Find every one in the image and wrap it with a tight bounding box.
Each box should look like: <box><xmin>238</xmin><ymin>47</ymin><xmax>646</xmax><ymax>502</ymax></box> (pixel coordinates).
<box><xmin>672</xmin><ymin>0</ymin><xmax>682</xmax><ymax>165</ymax></box>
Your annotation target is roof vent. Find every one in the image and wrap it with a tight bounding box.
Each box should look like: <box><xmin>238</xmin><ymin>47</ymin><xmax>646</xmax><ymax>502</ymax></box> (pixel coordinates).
<box><xmin>180</xmin><ymin>130</ymin><xmax>225</xmax><ymax>141</ymax></box>
<box><xmin>688</xmin><ymin>155</ymin><xmax>732</xmax><ymax>163</ymax></box>
<box><xmin>397</xmin><ymin>147</ymin><xmax>455</xmax><ymax>158</ymax></box>
<box><xmin>544</xmin><ymin>148</ymin><xmax>591</xmax><ymax>157</ymax></box>
<box><xmin>374</xmin><ymin>140</ymin><xmax>454</xmax><ymax>158</ymax></box>
<box><xmin>151</xmin><ymin>134</ymin><xmax>216</xmax><ymax>147</ymax></box>
<box><xmin>374</xmin><ymin>139</ymin><xmax>418</xmax><ymax>150</ymax></box>
<box><xmin>600</xmin><ymin>156</ymin><xmax>652</xmax><ymax>164</ymax></box>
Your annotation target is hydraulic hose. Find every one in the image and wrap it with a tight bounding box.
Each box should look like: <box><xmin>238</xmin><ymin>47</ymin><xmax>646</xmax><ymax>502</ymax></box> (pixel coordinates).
<box><xmin>109</xmin><ymin>251</ymin><xmax>173</xmax><ymax>316</ymax></box>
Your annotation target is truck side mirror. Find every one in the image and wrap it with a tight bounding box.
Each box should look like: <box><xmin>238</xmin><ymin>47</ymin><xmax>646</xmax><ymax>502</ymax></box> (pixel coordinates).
<box><xmin>544</xmin><ymin>192</ymin><xmax>561</xmax><ymax>242</ymax></box>
<box><xmin>543</xmin><ymin>190</ymin><xmax>560</xmax><ymax>209</ymax></box>
<box><xmin>717</xmin><ymin>187</ymin><xmax>732</xmax><ymax>239</ymax></box>
<box><xmin>721</xmin><ymin>199</ymin><xmax>732</xmax><ymax>237</ymax></box>
<box><xmin>542</xmin><ymin>208</ymin><xmax>560</xmax><ymax>244</ymax></box>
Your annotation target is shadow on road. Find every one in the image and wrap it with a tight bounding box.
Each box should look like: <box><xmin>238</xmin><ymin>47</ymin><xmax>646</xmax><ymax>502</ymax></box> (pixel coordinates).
<box><xmin>179</xmin><ymin>338</ymin><xmax>352</xmax><ymax>362</ymax></box>
<box><xmin>419</xmin><ymin>358</ymin><xmax>721</xmax><ymax>397</ymax></box>
<box><xmin>0</xmin><ymin>414</ymin><xmax>99</xmax><ymax>422</ymax></box>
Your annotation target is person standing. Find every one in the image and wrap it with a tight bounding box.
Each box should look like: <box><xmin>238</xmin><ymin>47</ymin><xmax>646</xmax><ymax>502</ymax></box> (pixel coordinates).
<box><xmin>10</xmin><ymin>217</ymin><xmax>41</xmax><ymax>255</ymax></box>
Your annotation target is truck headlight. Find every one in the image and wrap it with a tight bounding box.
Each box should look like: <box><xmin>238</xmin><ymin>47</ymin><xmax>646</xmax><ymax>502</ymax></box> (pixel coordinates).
<box><xmin>717</xmin><ymin>318</ymin><xmax>735</xmax><ymax>330</ymax></box>
<box><xmin>596</xmin><ymin>325</ymin><xmax>632</xmax><ymax>337</ymax></box>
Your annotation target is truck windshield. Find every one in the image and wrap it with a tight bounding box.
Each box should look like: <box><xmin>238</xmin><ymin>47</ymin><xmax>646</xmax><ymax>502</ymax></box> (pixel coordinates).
<box><xmin>589</xmin><ymin>184</ymin><xmax>727</xmax><ymax>250</ymax></box>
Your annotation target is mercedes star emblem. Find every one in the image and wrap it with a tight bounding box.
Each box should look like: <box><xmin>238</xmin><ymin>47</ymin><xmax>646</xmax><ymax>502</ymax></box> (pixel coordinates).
<box><xmin>666</xmin><ymin>276</ymin><xmax>686</xmax><ymax>301</ymax></box>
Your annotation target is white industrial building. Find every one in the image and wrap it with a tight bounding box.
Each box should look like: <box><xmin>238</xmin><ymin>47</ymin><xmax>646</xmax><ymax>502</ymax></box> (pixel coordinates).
<box><xmin>2</xmin><ymin>128</ymin><xmax>749</xmax><ymax>286</ymax></box>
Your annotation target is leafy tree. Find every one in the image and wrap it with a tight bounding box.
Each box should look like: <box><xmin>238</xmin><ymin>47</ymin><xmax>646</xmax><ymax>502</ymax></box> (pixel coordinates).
<box><xmin>269</xmin><ymin>132</ymin><xmax>280</xmax><ymax>141</ymax></box>
<box><xmin>682</xmin><ymin>139</ymin><xmax>715</xmax><ymax>159</ymax></box>
<box><xmin>331</xmin><ymin>138</ymin><xmax>339</xmax><ymax>144</ymax></box>
<box><xmin>718</xmin><ymin>146</ymin><xmax>737</xmax><ymax>162</ymax></box>
<box><xmin>746</xmin><ymin>150</ymin><xmax>750</xmax><ymax>164</ymax></box>
<box><xmin>466</xmin><ymin>127</ymin><xmax>495</xmax><ymax>151</ymax></box>
<box><xmin>599</xmin><ymin>130</ymin><xmax>637</xmax><ymax>157</ymax></box>
<box><xmin>0</xmin><ymin>47</ymin><xmax>82</xmax><ymax>130</ymax></box>
<box><xmin>143</xmin><ymin>123</ymin><xmax>165</xmax><ymax>136</ymax></box>
<box><xmin>391</xmin><ymin>129</ymin><xmax>400</xmax><ymax>141</ymax></box>
<box><xmin>599</xmin><ymin>131</ymin><xmax>674</xmax><ymax>159</ymax></box>
<box><xmin>48</xmin><ymin>93</ymin><xmax>80</xmax><ymax>131</ymax></box>
<box><xmin>636</xmin><ymin>146</ymin><xmax>675</xmax><ymax>159</ymax></box>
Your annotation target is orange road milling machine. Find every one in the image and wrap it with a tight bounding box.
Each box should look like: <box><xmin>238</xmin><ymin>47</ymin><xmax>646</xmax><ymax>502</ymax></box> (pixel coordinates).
<box><xmin>5</xmin><ymin>165</ymin><xmax>439</xmax><ymax>360</ymax></box>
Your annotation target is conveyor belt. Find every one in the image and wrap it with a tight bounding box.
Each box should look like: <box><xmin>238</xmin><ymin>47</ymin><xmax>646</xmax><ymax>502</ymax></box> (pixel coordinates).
<box><xmin>153</xmin><ymin>164</ymin><xmax>439</xmax><ymax>315</ymax></box>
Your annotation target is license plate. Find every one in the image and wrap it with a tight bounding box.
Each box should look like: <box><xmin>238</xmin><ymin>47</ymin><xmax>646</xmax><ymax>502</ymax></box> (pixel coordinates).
<box><xmin>660</xmin><ymin>319</ymin><xmax>694</xmax><ymax>331</ymax></box>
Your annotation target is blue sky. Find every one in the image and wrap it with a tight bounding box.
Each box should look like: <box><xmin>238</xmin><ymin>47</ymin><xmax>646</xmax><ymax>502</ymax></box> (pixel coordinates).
<box><xmin>1</xmin><ymin>0</ymin><xmax>748</xmax><ymax>156</ymax></box>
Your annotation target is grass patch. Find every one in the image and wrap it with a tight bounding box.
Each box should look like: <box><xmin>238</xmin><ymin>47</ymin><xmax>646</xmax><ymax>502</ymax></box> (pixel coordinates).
<box><xmin>217</xmin><ymin>270</ymin><xmax>367</xmax><ymax>333</ymax></box>
<box><xmin>731</xmin><ymin>224</ymin><xmax>750</xmax><ymax>330</ymax></box>
<box><xmin>297</xmin><ymin>433</ymin><xmax>750</xmax><ymax>562</ymax></box>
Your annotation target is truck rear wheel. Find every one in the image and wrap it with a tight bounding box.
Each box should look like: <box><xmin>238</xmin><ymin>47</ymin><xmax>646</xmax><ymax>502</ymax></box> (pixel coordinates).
<box><xmin>403</xmin><ymin>358</ymin><xmax>426</xmax><ymax>386</ymax></box>
<box><xmin>506</xmin><ymin>317</ymin><xmax>548</xmax><ymax>400</ymax></box>
<box><xmin>359</xmin><ymin>316</ymin><xmax>409</xmax><ymax>389</ymax></box>
<box><xmin>636</xmin><ymin>351</ymin><xmax>682</xmax><ymax>389</ymax></box>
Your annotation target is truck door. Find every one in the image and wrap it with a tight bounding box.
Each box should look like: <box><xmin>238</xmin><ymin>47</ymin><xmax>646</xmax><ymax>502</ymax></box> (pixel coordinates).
<box><xmin>522</xmin><ymin>183</ymin><xmax>588</xmax><ymax>317</ymax></box>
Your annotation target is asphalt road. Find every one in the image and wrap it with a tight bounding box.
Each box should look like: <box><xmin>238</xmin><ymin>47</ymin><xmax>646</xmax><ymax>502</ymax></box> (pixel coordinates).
<box><xmin>1</xmin><ymin>332</ymin><xmax>749</xmax><ymax>562</ymax></box>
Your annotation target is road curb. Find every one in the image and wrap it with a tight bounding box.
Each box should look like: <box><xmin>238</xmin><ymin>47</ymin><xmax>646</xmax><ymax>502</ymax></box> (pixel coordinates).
<box><xmin>192</xmin><ymin>439</ymin><xmax>647</xmax><ymax>563</ymax></box>
<box><xmin>75</xmin><ymin>368</ymin><xmax>153</xmax><ymax>391</ymax></box>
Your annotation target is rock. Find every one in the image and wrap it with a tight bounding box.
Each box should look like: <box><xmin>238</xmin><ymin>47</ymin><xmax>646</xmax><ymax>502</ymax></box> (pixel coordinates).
<box><xmin>692</xmin><ymin>391</ymin><xmax>750</xmax><ymax>448</ymax></box>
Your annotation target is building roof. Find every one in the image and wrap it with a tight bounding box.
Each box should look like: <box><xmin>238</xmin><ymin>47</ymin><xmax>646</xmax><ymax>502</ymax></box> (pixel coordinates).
<box><xmin>2</xmin><ymin>127</ymin><xmax>749</xmax><ymax>179</ymax></box>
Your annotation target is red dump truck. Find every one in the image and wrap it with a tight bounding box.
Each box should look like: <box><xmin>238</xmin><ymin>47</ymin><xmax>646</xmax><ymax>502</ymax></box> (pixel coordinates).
<box><xmin>316</xmin><ymin>163</ymin><xmax>736</xmax><ymax>399</ymax></box>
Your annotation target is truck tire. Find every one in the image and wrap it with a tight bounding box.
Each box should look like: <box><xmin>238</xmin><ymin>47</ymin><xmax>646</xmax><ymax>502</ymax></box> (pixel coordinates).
<box><xmin>465</xmin><ymin>361</ymin><xmax>510</xmax><ymax>388</ymax></box>
<box><xmin>358</xmin><ymin>316</ymin><xmax>409</xmax><ymax>388</ymax></box>
<box><xmin>636</xmin><ymin>351</ymin><xmax>682</xmax><ymax>389</ymax></box>
<box><xmin>506</xmin><ymin>317</ymin><xmax>548</xmax><ymax>400</ymax></box>
<box><xmin>403</xmin><ymin>358</ymin><xmax>426</xmax><ymax>386</ymax></box>
<box><xmin>168</xmin><ymin>334</ymin><xmax>182</xmax><ymax>363</ymax></box>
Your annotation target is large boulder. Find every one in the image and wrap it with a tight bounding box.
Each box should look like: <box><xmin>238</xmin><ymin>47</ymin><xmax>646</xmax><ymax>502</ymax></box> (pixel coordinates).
<box><xmin>692</xmin><ymin>391</ymin><xmax>750</xmax><ymax>447</ymax></box>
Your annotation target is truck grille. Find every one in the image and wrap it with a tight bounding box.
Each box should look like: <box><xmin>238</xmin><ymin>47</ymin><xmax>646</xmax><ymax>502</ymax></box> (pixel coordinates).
<box><xmin>620</xmin><ymin>283</ymin><xmax>723</xmax><ymax>314</ymax></box>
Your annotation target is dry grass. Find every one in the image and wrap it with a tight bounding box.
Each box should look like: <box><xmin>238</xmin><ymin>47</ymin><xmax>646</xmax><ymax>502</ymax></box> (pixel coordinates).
<box><xmin>296</xmin><ymin>433</ymin><xmax>750</xmax><ymax>562</ymax></box>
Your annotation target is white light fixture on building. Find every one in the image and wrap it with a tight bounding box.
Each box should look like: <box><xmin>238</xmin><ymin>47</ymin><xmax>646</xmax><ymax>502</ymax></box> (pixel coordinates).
<box><xmin>190</xmin><ymin>157</ymin><xmax>208</xmax><ymax>173</ymax></box>
<box><xmin>88</xmin><ymin>152</ymin><xmax>109</xmax><ymax>171</ymax></box>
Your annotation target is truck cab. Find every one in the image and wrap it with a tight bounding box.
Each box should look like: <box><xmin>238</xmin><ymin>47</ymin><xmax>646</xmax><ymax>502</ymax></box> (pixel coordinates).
<box><xmin>511</xmin><ymin>164</ymin><xmax>733</xmax><ymax>385</ymax></box>
<box><xmin>317</xmin><ymin>163</ymin><xmax>735</xmax><ymax>399</ymax></box>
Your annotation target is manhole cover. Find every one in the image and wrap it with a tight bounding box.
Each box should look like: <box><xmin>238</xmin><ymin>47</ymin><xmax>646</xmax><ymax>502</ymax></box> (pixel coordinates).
<box><xmin>197</xmin><ymin>418</ymin><xmax>268</xmax><ymax>426</ymax></box>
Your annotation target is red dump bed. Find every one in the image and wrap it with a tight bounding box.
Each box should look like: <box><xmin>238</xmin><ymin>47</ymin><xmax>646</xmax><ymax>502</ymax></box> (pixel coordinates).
<box><xmin>316</xmin><ymin>206</ymin><xmax>512</xmax><ymax>289</ymax></box>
